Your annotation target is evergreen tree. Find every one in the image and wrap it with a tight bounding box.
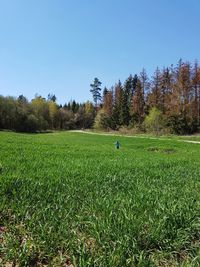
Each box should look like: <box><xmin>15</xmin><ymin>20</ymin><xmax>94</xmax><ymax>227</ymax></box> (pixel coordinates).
<box><xmin>123</xmin><ymin>76</ymin><xmax>133</xmax><ymax>125</ymax></box>
<box><xmin>90</xmin><ymin>78</ymin><xmax>102</xmax><ymax>109</ymax></box>
<box><xmin>131</xmin><ymin>79</ymin><xmax>144</xmax><ymax>122</ymax></box>
<box><xmin>112</xmin><ymin>80</ymin><xmax>124</xmax><ymax>127</ymax></box>
<box><xmin>71</xmin><ymin>100</ymin><xmax>77</xmax><ymax>113</ymax></box>
<box><xmin>48</xmin><ymin>94</ymin><xmax>57</xmax><ymax>102</ymax></box>
<box><xmin>174</xmin><ymin>60</ymin><xmax>191</xmax><ymax>116</ymax></box>
<box><xmin>160</xmin><ymin>67</ymin><xmax>172</xmax><ymax>114</ymax></box>
<box><xmin>132</xmin><ymin>74</ymin><xmax>139</xmax><ymax>96</ymax></box>
<box><xmin>140</xmin><ymin>68</ymin><xmax>149</xmax><ymax>100</ymax></box>
<box><xmin>102</xmin><ymin>87</ymin><xmax>113</xmax><ymax>116</ymax></box>
<box><xmin>192</xmin><ymin>61</ymin><xmax>200</xmax><ymax>125</ymax></box>
<box><xmin>148</xmin><ymin>67</ymin><xmax>162</xmax><ymax>109</ymax></box>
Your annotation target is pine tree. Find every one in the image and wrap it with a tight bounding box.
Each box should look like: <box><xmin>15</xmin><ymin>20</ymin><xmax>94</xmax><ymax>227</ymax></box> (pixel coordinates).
<box><xmin>148</xmin><ymin>67</ymin><xmax>162</xmax><ymax>109</ymax></box>
<box><xmin>174</xmin><ymin>60</ymin><xmax>191</xmax><ymax>116</ymax></box>
<box><xmin>192</xmin><ymin>61</ymin><xmax>200</xmax><ymax>125</ymax></box>
<box><xmin>90</xmin><ymin>78</ymin><xmax>102</xmax><ymax>109</ymax></box>
<box><xmin>132</xmin><ymin>74</ymin><xmax>139</xmax><ymax>96</ymax></box>
<box><xmin>102</xmin><ymin>87</ymin><xmax>113</xmax><ymax>116</ymax></box>
<box><xmin>160</xmin><ymin>67</ymin><xmax>172</xmax><ymax>114</ymax></box>
<box><xmin>112</xmin><ymin>81</ymin><xmax>124</xmax><ymax>127</ymax></box>
<box><xmin>140</xmin><ymin>68</ymin><xmax>149</xmax><ymax>100</ymax></box>
<box><xmin>131</xmin><ymin>79</ymin><xmax>144</xmax><ymax>122</ymax></box>
<box><xmin>47</xmin><ymin>94</ymin><xmax>57</xmax><ymax>102</ymax></box>
<box><xmin>122</xmin><ymin>76</ymin><xmax>132</xmax><ymax>125</ymax></box>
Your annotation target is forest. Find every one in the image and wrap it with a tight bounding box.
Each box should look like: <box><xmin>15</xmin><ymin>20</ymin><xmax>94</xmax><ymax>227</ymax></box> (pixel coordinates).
<box><xmin>1</xmin><ymin>59</ymin><xmax>200</xmax><ymax>134</ymax></box>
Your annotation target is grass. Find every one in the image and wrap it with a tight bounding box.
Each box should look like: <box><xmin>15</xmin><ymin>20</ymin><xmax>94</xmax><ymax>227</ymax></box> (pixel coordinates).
<box><xmin>0</xmin><ymin>131</ymin><xmax>199</xmax><ymax>266</ymax></box>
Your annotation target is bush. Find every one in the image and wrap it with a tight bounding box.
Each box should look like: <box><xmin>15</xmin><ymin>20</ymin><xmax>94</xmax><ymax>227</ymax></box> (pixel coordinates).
<box><xmin>119</xmin><ymin>125</ymin><xmax>144</xmax><ymax>135</ymax></box>
<box><xmin>25</xmin><ymin>114</ymin><xmax>39</xmax><ymax>132</ymax></box>
<box><xmin>144</xmin><ymin>107</ymin><xmax>164</xmax><ymax>135</ymax></box>
<box><xmin>93</xmin><ymin>109</ymin><xmax>115</xmax><ymax>130</ymax></box>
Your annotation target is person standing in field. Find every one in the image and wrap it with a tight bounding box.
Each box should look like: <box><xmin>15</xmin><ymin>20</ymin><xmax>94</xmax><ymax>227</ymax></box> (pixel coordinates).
<box><xmin>115</xmin><ymin>141</ymin><xmax>120</xmax><ymax>149</ymax></box>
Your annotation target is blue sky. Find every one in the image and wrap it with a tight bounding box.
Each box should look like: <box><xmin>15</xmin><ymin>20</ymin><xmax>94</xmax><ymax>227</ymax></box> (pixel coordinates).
<box><xmin>0</xmin><ymin>0</ymin><xmax>200</xmax><ymax>104</ymax></box>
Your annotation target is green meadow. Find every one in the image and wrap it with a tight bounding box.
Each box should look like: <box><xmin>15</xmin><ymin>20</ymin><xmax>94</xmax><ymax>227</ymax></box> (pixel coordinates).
<box><xmin>0</xmin><ymin>131</ymin><xmax>199</xmax><ymax>266</ymax></box>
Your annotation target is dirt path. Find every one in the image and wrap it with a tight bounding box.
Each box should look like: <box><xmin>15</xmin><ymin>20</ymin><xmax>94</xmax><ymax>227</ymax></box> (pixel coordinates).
<box><xmin>70</xmin><ymin>130</ymin><xmax>200</xmax><ymax>144</ymax></box>
<box><xmin>179</xmin><ymin>140</ymin><xmax>200</xmax><ymax>144</ymax></box>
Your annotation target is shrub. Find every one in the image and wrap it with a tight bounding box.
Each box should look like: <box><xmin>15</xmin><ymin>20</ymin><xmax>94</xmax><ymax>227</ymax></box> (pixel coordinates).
<box><xmin>93</xmin><ymin>109</ymin><xmax>114</xmax><ymax>130</ymax></box>
<box><xmin>144</xmin><ymin>107</ymin><xmax>164</xmax><ymax>135</ymax></box>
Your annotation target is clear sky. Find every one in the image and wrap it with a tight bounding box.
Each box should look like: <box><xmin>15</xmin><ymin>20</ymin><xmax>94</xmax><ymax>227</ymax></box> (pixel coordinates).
<box><xmin>0</xmin><ymin>0</ymin><xmax>200</xmax><ymax>104</ymax></box>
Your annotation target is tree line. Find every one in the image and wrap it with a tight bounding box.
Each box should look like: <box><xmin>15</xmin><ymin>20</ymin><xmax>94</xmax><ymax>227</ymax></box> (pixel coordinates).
<box><xmin>0</xmin><ymin>59</ymin><xmax>200</xmax><ymax>134</ymax></box>
<box><xmin>0</xmin><ymin>94</ymin><xmax>95</xmax><ymax>132</ymax></box>
<box><xmin>95</xmin><ymin>59</ymin><xmax>200</xmax><ymax>134</ymax></box>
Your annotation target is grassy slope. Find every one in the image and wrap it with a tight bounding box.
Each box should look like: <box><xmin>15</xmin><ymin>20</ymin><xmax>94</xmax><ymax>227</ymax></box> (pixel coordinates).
<box><xmin>0</xmin><ymin>131</ymin><xmax>199</xmax><ymax>266</ymax></box>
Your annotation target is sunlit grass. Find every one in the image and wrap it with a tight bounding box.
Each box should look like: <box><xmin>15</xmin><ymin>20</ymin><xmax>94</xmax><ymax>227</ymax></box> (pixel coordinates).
<box><xmin>0</xmin><ymin>131</ymin><xmax>199</xmax><ymax>266</ymax></box>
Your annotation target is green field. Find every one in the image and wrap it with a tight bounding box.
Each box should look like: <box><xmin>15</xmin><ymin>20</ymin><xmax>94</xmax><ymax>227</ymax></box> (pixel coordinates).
<box><xmin>0</xmin><ymin>131</ymin><xmax>199</xmax><ymax>266</ymax></box>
